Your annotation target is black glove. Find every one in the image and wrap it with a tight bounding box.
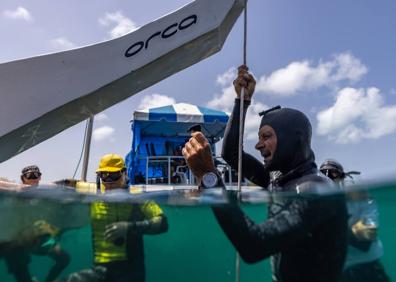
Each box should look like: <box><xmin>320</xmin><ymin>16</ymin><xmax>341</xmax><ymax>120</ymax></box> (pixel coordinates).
<box><xmin>104</xmin><ymin>221</ymin><xmax>150</xmax><ymax>245</ymax></box>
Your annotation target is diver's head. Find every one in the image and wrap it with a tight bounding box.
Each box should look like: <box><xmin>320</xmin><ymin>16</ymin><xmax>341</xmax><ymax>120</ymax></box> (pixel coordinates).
<box><xmin>21</xmin><ymin>165</ymin><xmax>41</xmax><ymax>186</ymax></box>
<box><xmin>320</xmin><ymin>159</ymin><xmax>345</xmax><ymax>182</ymax></box>
<box><xmin>96</xmin><ymin>154</ymin><xmax>127</xmax><ymax>190</ymax></box>
<box><xmin>256</xmin><ymin>106</ymin><xmax>315</xmax><ymax>173</ymax></box>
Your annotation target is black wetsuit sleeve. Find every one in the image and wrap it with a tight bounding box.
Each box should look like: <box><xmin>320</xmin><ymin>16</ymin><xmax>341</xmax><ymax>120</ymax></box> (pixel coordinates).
<box><xmin>212</xmin><ymin>194</ymin><xmax>335</xmax><ymax>264</ymax></box>
<box><xmin>221</xmin><ymin>99</ymin><xmax>270</xmax><ymax>187</ymax></box>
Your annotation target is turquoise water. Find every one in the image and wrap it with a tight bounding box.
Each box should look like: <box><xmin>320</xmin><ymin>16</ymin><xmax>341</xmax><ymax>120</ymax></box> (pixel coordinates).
<box><xmin>0</xmin><ymin>182</ymin><xmax>395</xmax><ymax>281</ymax></box>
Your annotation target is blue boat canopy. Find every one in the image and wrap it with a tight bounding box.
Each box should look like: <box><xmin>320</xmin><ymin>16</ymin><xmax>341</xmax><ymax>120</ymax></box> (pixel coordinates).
<box><xmin>132</xmin><ymin>103</ymin><xmax>229</xmax><ymax>138</ymax></box>
<box><xmin>126</xmin><ymin>103</ymin><xmax>229</xmax><ymax>184</ymax></box>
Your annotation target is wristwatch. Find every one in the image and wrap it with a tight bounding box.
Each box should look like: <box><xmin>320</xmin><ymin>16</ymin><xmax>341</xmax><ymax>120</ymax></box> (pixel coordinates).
<box><xmin>201</xmin><ymin>171</ymin><xmax>219</xmax><ymax>188</ymax></box>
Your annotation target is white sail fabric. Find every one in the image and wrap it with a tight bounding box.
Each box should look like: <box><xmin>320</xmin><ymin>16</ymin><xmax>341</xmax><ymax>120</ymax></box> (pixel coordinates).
<box><xmin>0</xmin><ymin>0</ymin><xmax>244</xmax><ymax>162</ymax></box>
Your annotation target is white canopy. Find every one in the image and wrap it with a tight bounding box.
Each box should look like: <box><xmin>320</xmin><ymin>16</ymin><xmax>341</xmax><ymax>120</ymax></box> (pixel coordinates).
<box><xmin>0</xmin><ymin>0</ymin><xmax>244</xmax><ymax>162</ymax></box>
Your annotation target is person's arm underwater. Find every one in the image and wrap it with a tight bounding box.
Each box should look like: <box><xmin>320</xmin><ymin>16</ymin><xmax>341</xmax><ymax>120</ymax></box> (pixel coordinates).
<box><xmin>348</xmin><ymin>197</ymin><xmax>379</xmax><ymax>251</ymax></box>
<box><xmin>44</xmin><ymin>244</ymin><xmax>70</xmax><ymax>282</ymax></box>
<box><xmin>212</xmin><ymin>191</ymin><xmax>342</xmax><ymax>264</ymax></box>
<box><xmin>126</xmin><ymin>214</ymin><xmax>168</xmax><ymax>235</ymax></box>
<box><xmin>222</xmin><ymin>65</ymin><xmax>270</xmax><ymax>187</ymax></box>
<box><xmin>104</xmin><ymin>202</ymin><xmax>168</xmax><ymax>242</ymax></box>
<box><xmin>133</xmin><ymin>201</ymin><xmax>168</xmax><ymax>235</ymax></box>
<box><xmin>103</xmin><ymin>218</ymin><xmax>166</xmax><ymax>242</ymax></box>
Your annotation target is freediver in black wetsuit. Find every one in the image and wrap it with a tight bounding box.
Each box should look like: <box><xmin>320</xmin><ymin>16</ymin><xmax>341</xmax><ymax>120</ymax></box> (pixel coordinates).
<box><xmin>182</xmin><ymin>65</ymin><xmax>348</xmax><ymax>282</ymax></box>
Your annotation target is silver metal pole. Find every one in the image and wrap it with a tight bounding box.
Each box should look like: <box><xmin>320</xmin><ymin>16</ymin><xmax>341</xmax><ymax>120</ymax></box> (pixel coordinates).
<box><xmin>228</xmin><ymin>165</ymin><xmax>232</xmax><ymax>187</ymax></box>
<box><xmin>146</xmin><ymin>157</ymin><xmax>149</xmax><ymax>185</ymax></box>
<box><xmin>81</xmin><ymin>115</ymin><xmax>94</xmax><ymax>181</ymax></box>
<box><xmin>168</xmin><ymin>156</ymin><xmax>171</xmax><ymax>185</ymax></box>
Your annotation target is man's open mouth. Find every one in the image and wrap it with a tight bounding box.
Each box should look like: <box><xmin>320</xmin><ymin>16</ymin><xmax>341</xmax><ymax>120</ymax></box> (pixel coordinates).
<box><xmin>263</xmin><ymin>152</ymin><xmax>271</xmax><ymax>159</ymax></box>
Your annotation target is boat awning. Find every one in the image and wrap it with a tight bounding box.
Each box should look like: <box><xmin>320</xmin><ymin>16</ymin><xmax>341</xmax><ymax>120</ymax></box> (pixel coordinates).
<box><xmin>132</xmin><ymin>103</ymin><xmax>229</xmax><ymax>139</ymax></box>
<box><xmin>0</xmin><ymin>0</ymin><xmax>244</xmax><ymax>162</ymax></box>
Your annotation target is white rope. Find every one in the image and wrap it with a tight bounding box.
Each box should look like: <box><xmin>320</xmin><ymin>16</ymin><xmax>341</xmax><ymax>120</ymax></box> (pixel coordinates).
<box><xmin>237</xmin><ymin>87</ymin><xmax>245</xmax><ymax>195</ymax></box>
<box><xmin>236</xmin><ymin>2</ymin><xmax>248</xmax><ymax>282</ymax></box>
<box><xmin>237</xmin><ymin>0</ymin><xmax>248</xmax><ymax>196</ymax></box>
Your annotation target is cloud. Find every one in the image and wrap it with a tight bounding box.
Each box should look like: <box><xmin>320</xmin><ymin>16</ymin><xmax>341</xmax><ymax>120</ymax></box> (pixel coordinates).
<box><xmin>138</xmin><ymin>94</ymin><xmax>176</xmax><ymax>110</ymax></box>
<box><xmin>207</xmin><ymin>84</ymin><xmax>236</xmax><ymax>112</ymax></box>
<box><xmin>245</xmin><ymin>102</ymin><xmax>268</xmax><ymax>141</ymax></box>
<box><xmin>208</xmin><ymin>89</ymin><xmax>267</xmax><ymax>141</ymax></box>
<box><xmin>317</xmin><ymin>87</ymin><xmax>396</xmax><ymax>143</ymax></box>
<box><xmin>256</xmin><ymin>52</ymin><xmax>367</xmax><ymax>96</ymax></box>
<box><xmin>216</xmin><ymin>67</ymin><xmax>236</xmax><ymax>87</ymax></box>
<box><xmin>49</xmin><ymin>37</ymin><xmax>75</xmax><ymax>51</ymax></box>
<box><xmin>93</xmin><ymin>126</ymin><xmax>115</xmax><ymax>142</ymax></box>
<box><xmin>99</xmin><ymin>11</ymin><xmax>138</xmax><ymax>39</ymax></box>
<box><xmin>95</xmin><ymin>113</ymin><xmax>109</xmax><ymax>122</ymax></box>
<box><xmin>208</xmin><ymin>68</ymin><xmax>238</xmax><ymax>112</ymax></box>
<box><xmin>3</xmin><ymin>6</ymin><xmax>33</xmax><ymax>22</ymax></box>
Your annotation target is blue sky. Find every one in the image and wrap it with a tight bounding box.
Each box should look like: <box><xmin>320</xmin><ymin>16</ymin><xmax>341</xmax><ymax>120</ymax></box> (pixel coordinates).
<box><xmin>0</xmin><ymin>0</ymin><xmax>395</xmax><ymax>183</ymax></box>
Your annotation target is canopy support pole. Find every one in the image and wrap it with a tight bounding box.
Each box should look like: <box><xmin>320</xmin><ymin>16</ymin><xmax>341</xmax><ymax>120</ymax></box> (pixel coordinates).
<box><xmin>81</xmin><ymin>115</ymin><xmax>94</xmax><ymax>181</ymax></box>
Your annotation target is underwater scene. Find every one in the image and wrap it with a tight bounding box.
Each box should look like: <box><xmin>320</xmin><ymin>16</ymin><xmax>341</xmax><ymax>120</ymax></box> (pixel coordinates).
<box><xmin>0</xmin><ymin>181</ymin><xmax>394</xmax><ymax>282</ymax></box>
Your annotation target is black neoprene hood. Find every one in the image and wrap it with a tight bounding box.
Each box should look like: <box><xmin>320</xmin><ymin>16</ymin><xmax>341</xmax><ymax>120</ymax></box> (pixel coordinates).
<box><xmin>259</xmin><ymin>107</ymin><xmax>315</xmax><ymax>173</ymax></box>
<box><xmin>21</xmin><ymin>165</ymin><xmax>41</xmax><ymax>175</ymax></box>
<box><xmin>320</xmin><ymin>159</ymin><xmax>344</xmax><ymax>173</ymax></box>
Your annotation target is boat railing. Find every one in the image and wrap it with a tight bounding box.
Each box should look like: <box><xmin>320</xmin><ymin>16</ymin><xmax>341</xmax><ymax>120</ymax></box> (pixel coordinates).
<box><xmin>143</xmin><ymin>155</ymin><xmax>233</xmax><ymax>186</ymax></box>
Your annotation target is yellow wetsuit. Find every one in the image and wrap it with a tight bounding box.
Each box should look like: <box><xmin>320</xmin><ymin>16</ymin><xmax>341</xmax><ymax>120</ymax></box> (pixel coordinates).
<box><xmin>74</xmin><ymin>181</ymin><xmax>165</xmax><ymax>264</ymax></box>
<box><xmin>90</xmin><ymin>200</ymin><xmax>164</xmax><ymax>264</ymax></box>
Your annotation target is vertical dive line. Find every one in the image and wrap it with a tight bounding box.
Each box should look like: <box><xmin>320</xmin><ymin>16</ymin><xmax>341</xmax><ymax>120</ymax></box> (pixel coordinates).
<box><xmin>237</xmin><ymin>2</ymin><xmax>248</xmax><ymax>282</ymax></box>
<box><xmin>238</xmin><ymin>0</ymin><xmax>248</xmax><ymax>196</ymax></box>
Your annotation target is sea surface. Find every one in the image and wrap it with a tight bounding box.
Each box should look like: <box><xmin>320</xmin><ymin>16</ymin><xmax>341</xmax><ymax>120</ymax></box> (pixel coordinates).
<box><xmin>0</xmin><ymin>181</ymin><xmax>394</xmax><ymax>282</ymax></box>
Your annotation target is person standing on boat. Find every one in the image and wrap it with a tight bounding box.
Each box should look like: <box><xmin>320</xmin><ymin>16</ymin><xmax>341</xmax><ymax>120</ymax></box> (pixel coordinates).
<box><xmin>320</xmin><ymin>159</ymin><xmax>390</xmax><ymax>282</ymax></box>
<box><xmin>182</xmin><ymin>65</ymin><xmax>348</xmax><ymax>282</ymax></box>
<box><xmin>1</xmin><ymin>165</ymin><xmax>70</xmax><ymax>282</ymax></box>
<box><xmin>62</xmin><ymin>154</ymin><xmax>168</xmax><ymax>282</ymax></box>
